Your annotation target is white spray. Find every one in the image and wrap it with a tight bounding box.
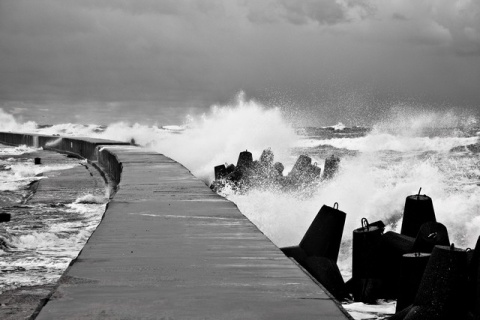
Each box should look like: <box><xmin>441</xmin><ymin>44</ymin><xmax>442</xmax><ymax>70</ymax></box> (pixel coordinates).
<box><xmin>2</xmin><ymin>101</ymin><xmax>480</xmax><ymax>278</ymax></box>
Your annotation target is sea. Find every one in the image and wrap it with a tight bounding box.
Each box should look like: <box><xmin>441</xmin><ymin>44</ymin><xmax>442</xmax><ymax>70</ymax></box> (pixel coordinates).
<box><xmin>1</xmin><ymin>98</ymin><xmax>479</xmax><ymax>319</ymax></box>
<box><xmin>0</xmin><ymin>145</ymin><xmax>108</xmax><ymax>294</ymax></box>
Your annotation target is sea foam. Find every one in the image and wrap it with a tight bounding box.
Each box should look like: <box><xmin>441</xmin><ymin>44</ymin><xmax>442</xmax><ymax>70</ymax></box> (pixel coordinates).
<box><xmin>96</xmin><ymin>93</ymin><xmax>299</xmax><ymax>182</ymax></box>
<box><xmin>2</xmin><ymin>99</ymin><xmax>480</xmax><ymax>287</ymax></box>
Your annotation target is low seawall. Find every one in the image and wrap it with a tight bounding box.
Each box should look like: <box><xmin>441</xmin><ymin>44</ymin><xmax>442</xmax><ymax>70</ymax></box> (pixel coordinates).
<box><xmin>0</xmin><ymin>132</ymin><xmax>129</xmax><ymax>184</ymax></box>
<box><xmin>0</xmin><ymin>132</ymin><xmax>350</xmax><ymax>319</ymax></box>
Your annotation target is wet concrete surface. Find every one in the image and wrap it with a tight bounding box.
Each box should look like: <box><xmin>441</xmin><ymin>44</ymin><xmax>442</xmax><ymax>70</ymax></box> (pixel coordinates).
<box><xmin>0</xmin><ymin>284</ymin><xmax>55</xmax><ymax>320</ymax></box>
<box><xmin>36</xmin><ymin>147</ymin><xmax>350</xmax><ymax>319</ymax></box>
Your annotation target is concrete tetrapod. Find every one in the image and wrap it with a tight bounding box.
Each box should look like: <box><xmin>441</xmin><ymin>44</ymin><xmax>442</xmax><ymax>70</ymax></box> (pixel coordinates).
<box><xmin>350</xmin><ymin>218</ymin><xmax>385</xmax><ymax>303</ymax></box>
<box><xmin>396</xmin><ymin>252</ymin><xmax>431</xmax><ymax>313</ymax></box>
<box><xmin>381</xmin><ymin>222</ymin><xmax>448</xmax><ymax>300</ymax></box>
<box><xmin>281</xmin><ymin>243</ymin><xmax>350</xmax><ymax>301</ymax></box>
<box><xmin>287</xmin><ymin>155</ymin><xmax>321</xmax><ymax>185</ymax></box>
<box><xmin>389</xmin><ymin>305</ymin><xmax>413</xmax><ymax>320</ymax></box>
<box><xmin>281</xmin><ymin>245</ymin><xmax>308</xmax><ymax>265</ymax></box>
<box><xmin>402</xmin><ymin>245</ymin><xmax>469</xmax><ymax>320</ymax></box>
<box><xmin>303</xmin><ymin>256</ymin><xmax>349</xmax><ymax>301</ymax></box>
<box><xmin>236</xmin><ymin>150</ymin><xmax>253</xmax><ymax>171</ymax></box>
<box><xmin>214</xmin><ymin>164</ymin><xmax>227</xmax><ymax>180</ymax></box>
<box><xmin>281</xmin><ymin>203</ymin><xmax>347</xmax><ymax>301</ymax></box>
<box><xmin>259</xmin><ymin>148</ymin><xmax>274</xmax><ymax>166</ymax></box>
<box><xmin>476</xmin><ymin>260</ymin><xmax>480</xmax><ymax>320</ymax></box>
<box><xmin>468</xmin><ymin>236</ymin><xmax>480</xmax><ymax>319</ymax></box>
<box><xmin>323</xmin><ymin>154</ymin><xmax>340</xmax><ymax>180</ymax></box>
<box><xmin>299</xmin><ymin>202</ymin><xmax>346</xmax><ymax>262</ymax></box>
<box><xmin>352</xmin><ymin>219</ymin><xmax>385</xmax><ymax>279</ymax></box>
<box><xmin>400</xmin><ymin>190</ymin><xmax>436</xmax><ymax>238</ymax></box>
<box><xmin>411</xmin><ymin>221</ymin><xmax>449</xmax><ymax>253</ymax></box>
<box><xmin>378</xmin><ymin>231</ymin><xmax>415</xmax><ymax>298</ymax></box>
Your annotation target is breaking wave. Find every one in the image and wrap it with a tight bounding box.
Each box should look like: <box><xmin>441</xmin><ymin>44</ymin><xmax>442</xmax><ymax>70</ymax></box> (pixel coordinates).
<box><xmin>1</xmin><ymin>100</ymin><xmax>480</xmax><ymax>281</ymax></box>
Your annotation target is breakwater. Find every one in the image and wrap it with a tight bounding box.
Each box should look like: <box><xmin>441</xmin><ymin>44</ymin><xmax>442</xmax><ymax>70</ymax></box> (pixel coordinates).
<box><xmin>0</xmin><ymin>132</ymin><xmax>129</xmax><ymax>183</ymax></box>
<box><xmin>0</xmin><ymin>132</ymin><xmax>350</xmax><ymax>319</ymax></box>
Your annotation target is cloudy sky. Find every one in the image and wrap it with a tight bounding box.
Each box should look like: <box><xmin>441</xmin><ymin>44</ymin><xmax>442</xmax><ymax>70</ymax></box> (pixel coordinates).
<box><xmin>0</xmin><ymin>0</ymin><xmax>479</xmax><ymax>126</ymax></box>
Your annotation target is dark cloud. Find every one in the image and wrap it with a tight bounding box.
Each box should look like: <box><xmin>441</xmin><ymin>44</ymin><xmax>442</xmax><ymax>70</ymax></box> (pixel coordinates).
<box><xmin>242</xmin><ymin>0</ymin><xmax>374</xmax><ymax>25</ymax></box>
<box><xmin>0</xmin><ymin>0</ymin><xmax>479</xmax><ymax>126</ymax></box>
<box><xmin>430</xmin><ymin>0</ymin><xmax>480</xmax><ymax>55</ymax></box>
<box><xmin>279</xmin><ymin>0</ymin><xmax>346</xmax><ymax>25</ymax></box>
<box><xmin>377</xmin><ymin>0</ymin><xmax>480</xmax><ymax>55</ymax></box>
<box><xmin>392</xmin><ymin>13</ymin><xmax>408</xmax><ymax>21</ymax></box>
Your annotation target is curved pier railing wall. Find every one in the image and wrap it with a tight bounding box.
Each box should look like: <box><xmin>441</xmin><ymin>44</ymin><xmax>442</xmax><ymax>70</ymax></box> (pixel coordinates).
<box><xmin>0</xmin><ymin>132</ymin><xmax>128</xmax><ymax>184</ymax></box>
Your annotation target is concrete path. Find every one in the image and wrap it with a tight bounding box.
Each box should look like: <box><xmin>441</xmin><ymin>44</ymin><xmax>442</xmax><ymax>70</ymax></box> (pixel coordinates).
<box><xmin>36</xmin><ymin>146</ymin><xmax>350</xmax><ymax>319</ymax></box>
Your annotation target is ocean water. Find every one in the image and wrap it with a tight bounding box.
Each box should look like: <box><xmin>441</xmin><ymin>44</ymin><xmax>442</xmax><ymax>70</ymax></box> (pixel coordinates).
<box><xmin>0</xmin><ymin>145</ymin><xmax>108</xmax><ymax>294</ymax></box>
<box><xmin>1</xmin><ymin>98</ymin><xmax>479</xmax><ymax>319</ymax></box>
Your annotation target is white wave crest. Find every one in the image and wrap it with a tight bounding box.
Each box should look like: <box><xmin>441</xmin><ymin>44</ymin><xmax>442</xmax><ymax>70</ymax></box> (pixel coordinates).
<box><xmin>0</xmin><ymin>108</ymin><xmax>37</xmax><ymax>132</ymax></box>
<box><xmin>98</xmin><ymin>93</ymin><xmax>298</xmax><ymax>182</ymax></box>
<box><xmin>373</xmin><ymin>108</ymin><xmax>478</xmax><ymax>136</ymax></box>
<box><xmin>0</xmin><ymin>145</ymin><xmax>41</xmax><ymax>156</ymax></box>
<box><xmin>297</xmin><ymin>135</ymin><xmax>479</xmax><ymax>153</ymax></box>
<box><xmin>45</xmin><ymin>137</ymin><xmax>62</xmax><ymax>148</ymax></box>
<box><xmin>74</xmin><ymin>194</ymin><xmax>107</xmax><ymax>204</ymax></box>
<box><xmin>327</xmin><ymin>122</ymin><xmax>346</xmax><ymax>131</ymax></box>
<box><xmin>2</xmin><ymin>98</ymin><xmax>480</xmax><ymax>290</ymax></box>
<box><xmin>34</xmin><ymin>123</ymin><xmax>105</xmax><ymax>137</ymax></box>
<box><xmin>0</xmin><ymin>161</ymin><xmax>78</xmax><ymax>191</ymax></box>
<box><xmin>162</xmin><ymin>125</ymin><xmax>185</xmax><ymax>132</ymax></box>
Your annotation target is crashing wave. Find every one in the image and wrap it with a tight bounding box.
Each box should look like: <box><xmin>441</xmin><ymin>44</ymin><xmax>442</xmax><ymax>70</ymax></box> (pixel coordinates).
<box><xmin>327</xmin><ymin>122</ymin><xmax>346</xmax><ymax>131</ymax></box>
<box><xmin>161</xmin><ymin>125</ymin><xmax>185</xmax><ymax>132</ymax></box>
<box><xmin>450</xmin><ymin>142</ymin><xmax>480</xmax><ymax>153</ymax></box>
<box><xmin>210</xmin><ymin>149</ymin><xmax>340</xmax><ymax>194</ymax></box>
<box><xmin>74</xmin><ymin>194</ymin><xmax>107</xmax><ymax>204</ymax></box>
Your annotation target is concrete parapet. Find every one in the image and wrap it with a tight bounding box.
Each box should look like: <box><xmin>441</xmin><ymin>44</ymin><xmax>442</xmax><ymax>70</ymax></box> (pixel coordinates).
<box><xmin>40</xmin><ymin>136</ymin><xmax>130</xmax><ymax>161</ymax></box>
<box><xmin>97</xmin><ymin>146</ymin><xmax>123</xmax><ymax>185</ymax></box>
<box><xmin>0</xmin><ymin>132</ymin><xmax>34</xmax><ymax>146</ymax></box>
<box><xmin>0</xmin><ymin>132</ymin><xmax>129</xmax><ymax>183</ymax></box>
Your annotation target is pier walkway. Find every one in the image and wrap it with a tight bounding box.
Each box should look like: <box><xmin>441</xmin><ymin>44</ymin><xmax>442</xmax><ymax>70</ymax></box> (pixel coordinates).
<box><xmin>0</xmin><ymin>133</ymin><xmax>349</xmax><ymax>319</ymax></box>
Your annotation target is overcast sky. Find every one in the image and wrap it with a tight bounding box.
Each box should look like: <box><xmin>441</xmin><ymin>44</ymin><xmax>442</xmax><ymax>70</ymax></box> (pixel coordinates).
<box><xmin>1</xmin><ymin>0</ymin><xmax>479</xmax><ymax>126</ymax></box>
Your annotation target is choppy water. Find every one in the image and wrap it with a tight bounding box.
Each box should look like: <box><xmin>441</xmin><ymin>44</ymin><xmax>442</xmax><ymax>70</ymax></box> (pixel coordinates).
<box><xmin>1</xmin><ymin>98</ymin><xmax>479</xmax><ymax>319</ymax></box>
<box><xmin>0</xmin><ymin>145</ymin><xmax>107</xmax><ymax>293</ymax></box>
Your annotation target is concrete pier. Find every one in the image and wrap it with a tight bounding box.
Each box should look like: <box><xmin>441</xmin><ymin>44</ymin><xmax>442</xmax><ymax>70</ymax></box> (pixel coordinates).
<box><xmin>0</xmin><ymin>132</ymin><xmax>350</xmax><ymax>319</ymax></box>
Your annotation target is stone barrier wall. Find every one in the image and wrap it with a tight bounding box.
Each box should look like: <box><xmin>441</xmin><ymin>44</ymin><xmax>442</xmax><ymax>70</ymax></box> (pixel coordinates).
<box><xmin>0</xmin><ymin>131</ymin><xmax>129</xmax><ymax>185</ymax></box>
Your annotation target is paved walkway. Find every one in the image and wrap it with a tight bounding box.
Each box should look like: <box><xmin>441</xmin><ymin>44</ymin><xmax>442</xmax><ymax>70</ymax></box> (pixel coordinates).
<box><xmin>36</xmin><ymin>146</ymin><xmax>349</xmax><ymax>319</ymax></box>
